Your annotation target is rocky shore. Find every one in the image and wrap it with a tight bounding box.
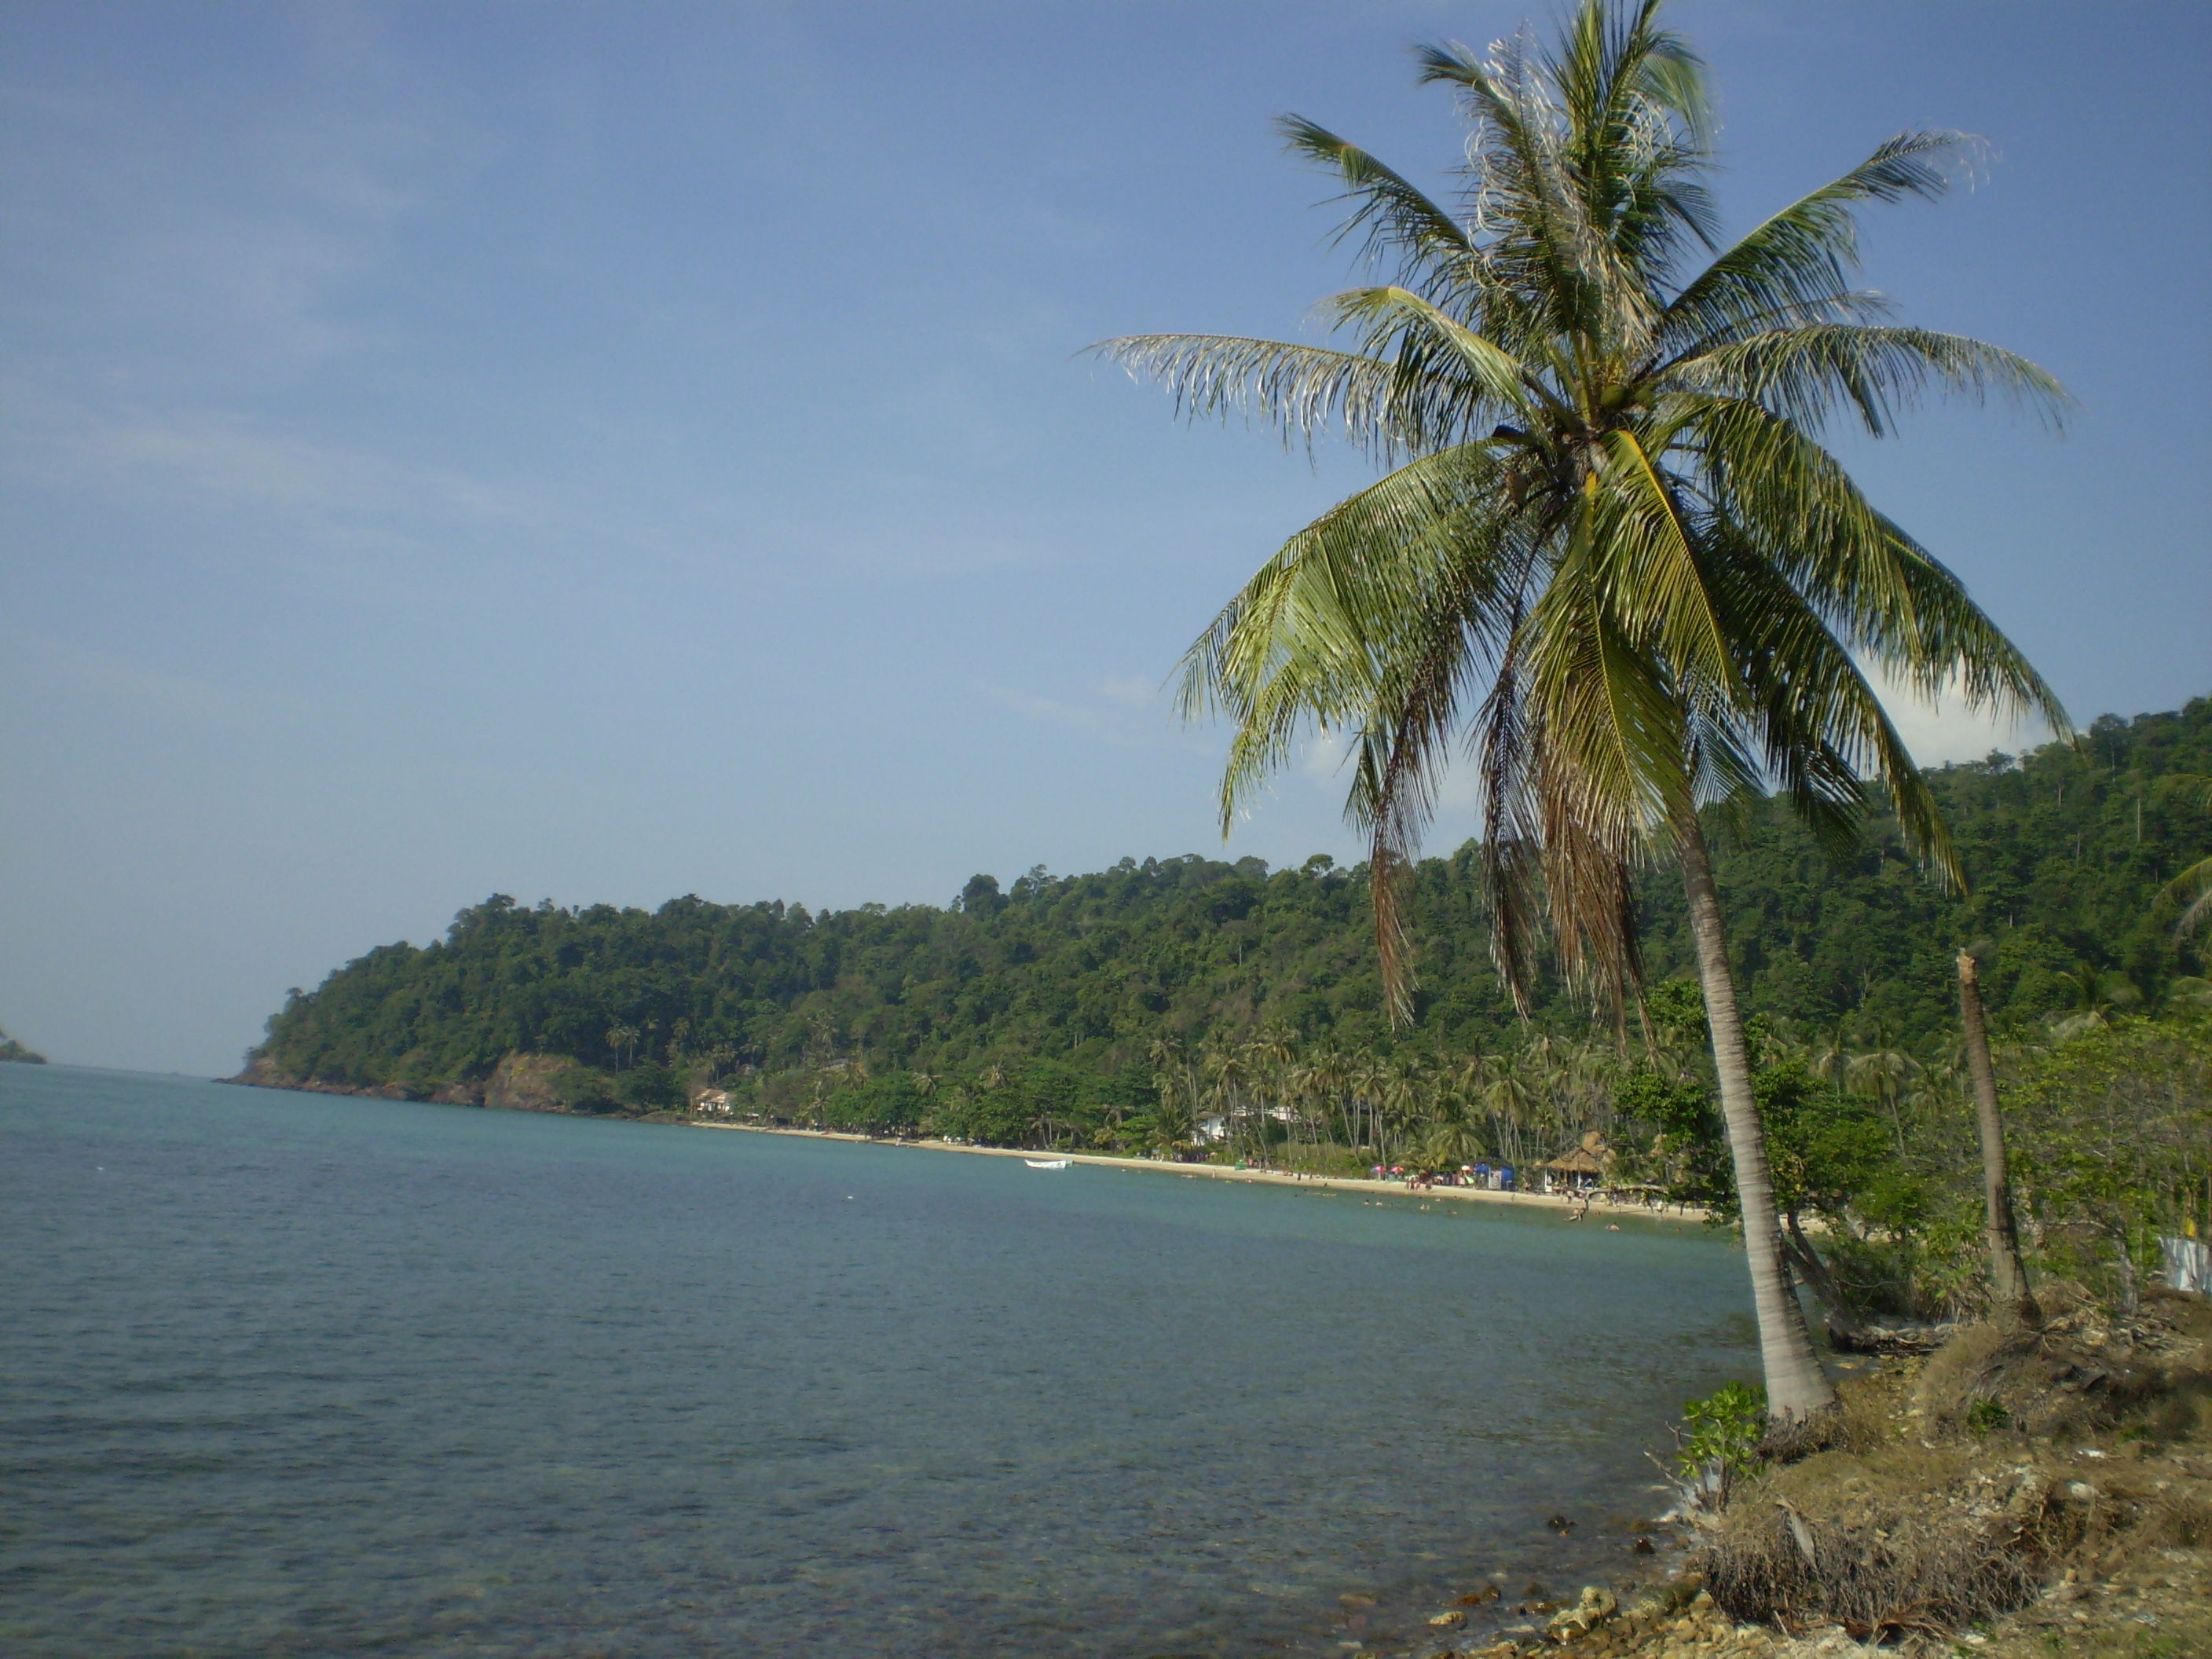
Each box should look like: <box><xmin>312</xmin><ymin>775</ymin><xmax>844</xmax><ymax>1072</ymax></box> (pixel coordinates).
<box><xmin>1411</xmin><ymin>1287</ymin><xmax>2212</xmax><ymax>1659</ymax></box>
<box><xmin>224</xmin><ymin>1053</ymin><xmax>624</xmax><ymax>1114</ymax></box>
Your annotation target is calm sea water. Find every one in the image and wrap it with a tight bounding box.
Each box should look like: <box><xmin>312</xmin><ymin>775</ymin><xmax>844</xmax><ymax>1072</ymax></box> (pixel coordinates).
<box><xmin>1</xmin><ymin>1065</ymin><xmax>1756</xmax><ymax>1657</ymax></box>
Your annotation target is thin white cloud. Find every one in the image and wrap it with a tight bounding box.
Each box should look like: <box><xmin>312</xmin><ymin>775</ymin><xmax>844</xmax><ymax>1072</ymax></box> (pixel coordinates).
<box><xmin>976</xmin><ymin>676</ymin><xmax>1203</xmax><ymax>749</ymax></box>
<box><xmin>1299</xmin><ymin>725</ymin><xmax>1351</xmax><ymax>782</ymax></box>
<box><xmin>0</xmin><ymin>79</ymin><xmax>481</xmax><ymax>385</ymax></box>
<box><xmin>0</xmin><ymin>625</ymin><xmax>253</xmax><ymax>731</ymax></box>
<box><xmin>2</xmin><ymin>388</ymin><xmax>541</xmax><ymax>535</ymax></box>
<box><xmin>1868</xmin><ymin>669</ymin><xmax>2058</xmax><ymax>768</ymax></box>
<box><xmin>1098</xmin><ymin>673</ymin><xmax>1161</xmax><ymax>707</ymax></box>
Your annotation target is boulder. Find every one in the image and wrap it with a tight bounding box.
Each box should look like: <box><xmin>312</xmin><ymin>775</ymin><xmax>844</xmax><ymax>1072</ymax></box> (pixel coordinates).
<box><xmin>1547</xmin><ymin>1584</ymin><xmax>1621</xmax><ymax>1639</ymax></box>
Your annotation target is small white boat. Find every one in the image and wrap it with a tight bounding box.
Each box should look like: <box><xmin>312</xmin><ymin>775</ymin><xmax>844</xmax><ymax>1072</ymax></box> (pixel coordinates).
<box><xmin>1024</xmin><ymin>1158</ymin><xmax>1072</xmax><ymax>1170</ymax></box>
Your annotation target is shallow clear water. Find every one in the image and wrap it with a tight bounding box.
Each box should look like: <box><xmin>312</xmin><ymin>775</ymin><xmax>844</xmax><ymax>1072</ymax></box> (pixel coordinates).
<box><xmin>1</xmin><ymin>1064</ymin><xmax>1756</xmax><ymax>1657</ymax></box>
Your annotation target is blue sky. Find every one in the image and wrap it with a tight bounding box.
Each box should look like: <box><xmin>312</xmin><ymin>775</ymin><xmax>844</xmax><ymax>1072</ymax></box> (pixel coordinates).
<box><xmin>4</xmin><ymin>1</ymin><xmax>2207</xmax><ymax>1075</ymax></box>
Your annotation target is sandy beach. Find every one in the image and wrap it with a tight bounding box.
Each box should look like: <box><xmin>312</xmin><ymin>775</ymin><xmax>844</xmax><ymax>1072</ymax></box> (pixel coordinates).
<box><xmin>690</xmin><ymin>1119</ymin><xmax>1712</xmax><ymax>1226</ymax></box>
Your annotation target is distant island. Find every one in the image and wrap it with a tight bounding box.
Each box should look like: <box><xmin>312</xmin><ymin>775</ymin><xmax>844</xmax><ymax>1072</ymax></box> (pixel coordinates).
<box><xmin>236</xmin><ymin>701</ymin><xmax>2208</xmax><ymax>1141</ymax></box>
<box><xmin>0</xmin><ymin>1026</ymin><xmax>48</xmax><ymax>1064</ymax></box>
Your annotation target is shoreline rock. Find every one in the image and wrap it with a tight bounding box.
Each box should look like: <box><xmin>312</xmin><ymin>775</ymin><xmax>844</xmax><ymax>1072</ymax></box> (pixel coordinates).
<box><xmin>225</xmin><ymin>1053</ymin><xmax>595</xmax><ymax>1115</ymax></box>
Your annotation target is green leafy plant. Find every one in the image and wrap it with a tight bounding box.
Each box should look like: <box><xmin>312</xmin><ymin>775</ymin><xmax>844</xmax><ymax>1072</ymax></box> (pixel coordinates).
<box><xmin>1675</xmin><ymin>1381</ymin><xmax>1768</xmax><ymax>1508</ymax></box>
<box><xmin>1965</xmin><ymin>1395</ymin><xmax>2009</xmax><ymax>1437</ymax></box>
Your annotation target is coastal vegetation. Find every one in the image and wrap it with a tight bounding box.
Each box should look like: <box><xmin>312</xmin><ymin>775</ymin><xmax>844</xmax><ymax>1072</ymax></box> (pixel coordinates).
<box><xmin>1534</xmin><ymin>1285</ymin><xmax>2212</xmax><ymax>1659</ymax></box>
<box><xmin>249</xmin><ymin>704</ymin><xmax>2208</xmax><ymax>1107</ymax></box>
<box><xmin>249</xmin><ymin>702</ymin><xmax>2210</xmax><ymax>1100</ymax></box>
<box><xmin>247</xmin><ymin>701</ymin><xmax>2212</xmax><ymax>1327</ymax></box>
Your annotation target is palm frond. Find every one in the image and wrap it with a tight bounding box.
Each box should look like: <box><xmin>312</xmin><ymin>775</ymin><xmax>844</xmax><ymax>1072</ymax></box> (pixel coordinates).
<box><xmin>1317</xmin><ymin>285</ymin><xmax>1551</xmax><ymax>424</ymax></box>
<box><xmin>1674</xmin><ymin>323</ymin><xmax>2068</xmax><ymax>438</ymax></box>
<box><xmin>1123</xmin><ymin>0</ymin><xmax>2064</xmax><ymax>1046</ymax></box>
<box><xmin>1090</xmin><ymin>333</ymin><xmax>1430</xmax><ymax>458</ymax></box>
<box><xmin>1692</xmin><ymin>536</ymin><xmax>1962</xmax><ymax>881</ymax></box>
<box><xmin>1178</xmin><ymin>443</ymin><xmax>1527</xmax><ymax>826</ymax></box>
<box><xmin>1277</xmin><ymin>115</ymin><xmax>1474</xmax><ymax>287</ymax></box>
<box><xmin>1417</xmin><ymin>35</ymin><xmax>1641</xmax><ymax>350</ymax></box>
<box><xmin>1659</xmin><ymin>130</ymin><xmax>1973</xmax><ymax>356</ymax></box>
<box><xmin>1591</xmin><ymin>427</ymin><xmax>1734</xmax><ymax>692</ymax></box>
<box><xmin>1180</xmin><ymin>445</ymin><xmax>1537</xmax><ymax>1023</ymax></box>
<box><xmin>1553</xmin><ymin>0</ymin><xmax>1717</xmax><ymax>268</ymax></box>
<box><xmin>2165</xmin><ymin>856</ymin><xmax>2212</xmax><ymax>938</ymax></box>
<box><xmin>1685</xmin><ymin>397</ymin><xmax>2068</xmax><ymax>736</ymax></box>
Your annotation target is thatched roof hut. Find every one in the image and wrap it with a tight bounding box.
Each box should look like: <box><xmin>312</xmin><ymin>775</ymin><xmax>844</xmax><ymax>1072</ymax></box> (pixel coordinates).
<box><xmin>1543</xmin><ymin>1130</ymin><xmax>1614</xmax><ymax>1188</ymax></box>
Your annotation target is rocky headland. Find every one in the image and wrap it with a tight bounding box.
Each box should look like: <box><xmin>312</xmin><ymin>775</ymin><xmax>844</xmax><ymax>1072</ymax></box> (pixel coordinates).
<box><xmin>0</xmin><ymin>1026</ymin><xmax>48</xmax><ymax>1064</ymax></box>
<box><xmin>225</xmin><ymin>1052</ymin><xmax>633</xmax><ymax>1114</ymax></box>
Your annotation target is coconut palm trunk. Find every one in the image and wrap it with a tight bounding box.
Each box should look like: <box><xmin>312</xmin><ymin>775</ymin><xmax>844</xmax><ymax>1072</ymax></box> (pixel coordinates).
<box><xmin>1957</xmin><ymin>949</ymin><xmax>2040</xmax><ymax>1329</ymax></box>
<box><xmin>1677</xmin><ymin>814</ymin><xmax>1837</xmax><ymax>1418</ymax></box>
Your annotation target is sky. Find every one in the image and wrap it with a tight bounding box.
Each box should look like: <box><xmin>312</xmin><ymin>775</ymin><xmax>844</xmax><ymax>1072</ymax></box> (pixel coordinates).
<box><xmin>3</xmin><ymin>1</ymin><xmax>2207</xmax><ymax>1075</ymax></box>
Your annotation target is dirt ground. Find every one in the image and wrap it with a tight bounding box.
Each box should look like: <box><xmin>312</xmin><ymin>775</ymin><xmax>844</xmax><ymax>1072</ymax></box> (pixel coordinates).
<box><xmin>1444</xmin><ymin>1286</ymin><xmax>2212</xmax><ymax>1659</ymax></box>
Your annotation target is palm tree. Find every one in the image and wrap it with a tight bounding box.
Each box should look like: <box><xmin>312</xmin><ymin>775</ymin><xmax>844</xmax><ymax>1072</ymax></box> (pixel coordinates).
<box><xmin>2049</xmin><ymin>961</ymin><xmax>2142</xmax><ymax>1039</ymax></box>
<box><xmin>605</xmin><ymin>1024</ymin><xmax>639</xmax><ymax>1071</ymax></box>
<box><xmin>1804</xmin><ymin>1020</ymin><xmax>1851</xmax><ymax>1092</ymax></box>
<box><xmin>1201</xmin><ymin>1038</ymin><xmax>1254</xmax><ymax>1157</ymax></box>
<box><xmin>1954</xmin><ymin>947</ymin><xmax>2039</xmax><ymax>1329</ymax></box>
<box><xmin>1101</xmin><ymin>0</ymin><xmax>2065</xmax><ymax>1423</ymax></box>
<box><xmin>1306</xmin><ymin>1048</ymin><xmax>1356</xmax><ymax>1151</ymax></box>
<box><xmin>1146</xmin><ymin>1038</ymin><xmax>1200</xmax><ymax>1154</ymax></box>
<box><xmin>1481</xmin><ymin>1055</ymin><xmax>1538</xmax><ymax>1169</ymax></box>
<box><xmin>2153</xmin><ymin>776</ymin><xmax>2212</xmax><ymax>941</ymax></box>
<box><xmin>2163</xmin><ymin>862</ymin><xmax>2212</xmax><ymax>938</ymax></box>
<box><xmin>1348</xmin><ymin>1055</ymin><xmax>1390</xmax><ymax>1159</ymax></box>
<box><xmin>1843</xmin><ymin>1021</ymin><xmax>1921</xmax><ymax>1159</ymax></box>
<box><xmin>1257</xmin><ymin>1025</ymin><xmax>1300</xmax><ymax>1142</ymax></box>
<box><xmin>1424</xmin><ymin>1113</ymin><xmax>1487</xmax><ymax>1174</ymax></box>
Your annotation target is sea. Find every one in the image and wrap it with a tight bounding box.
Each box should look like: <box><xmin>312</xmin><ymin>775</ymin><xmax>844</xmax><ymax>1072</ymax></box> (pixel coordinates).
<box><xmin>0</xmin><ymin>1064</ymin><xmax>1757</xmax><ymax>1657</ymax></box>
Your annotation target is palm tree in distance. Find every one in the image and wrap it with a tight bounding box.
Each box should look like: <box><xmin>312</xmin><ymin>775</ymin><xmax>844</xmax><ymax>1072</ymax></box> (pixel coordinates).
<box><xmin>2154</xmin><ymin>776</ymin><xmax>2212</xmax><ymax>941</ymax></box>
<box><xmin>1099</xmin><ymin>0</ymin><xmax>2067</xmax><ymax>1423</ymax></box>
<box><xmin>1844</xmin><ymin>1022</ymin><xmax>1921</xmax><ymax>1159</ymax></box>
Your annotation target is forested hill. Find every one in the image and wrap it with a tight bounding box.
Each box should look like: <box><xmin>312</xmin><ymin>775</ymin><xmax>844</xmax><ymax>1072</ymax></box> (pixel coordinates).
<box><xmin>247</xmin><ymin>700</ymin><xmax>2210</xmax><ymax>1103</ymax></box>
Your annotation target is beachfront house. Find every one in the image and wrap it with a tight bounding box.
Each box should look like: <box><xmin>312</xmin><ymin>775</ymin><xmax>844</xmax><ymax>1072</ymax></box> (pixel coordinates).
<box><xmin>694</xmin><ymin>1087</ymin><xmax>735</xmax><ymax>1115</ymax></box>
<box><xmin>1542</xmin><ymin>1130</ymin><xmax>1613</xmax><ymax>1194</ymax></box>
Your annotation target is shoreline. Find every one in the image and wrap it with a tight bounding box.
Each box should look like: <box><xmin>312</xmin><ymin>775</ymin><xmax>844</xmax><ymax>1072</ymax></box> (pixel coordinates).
<box><xmin>218</xmin><ymin>1070</ymin><xmax>1712</xmax><ymax>1229</ymax></box>
<box><xmin>690</xmin><ymin>1119</ymin><xmax>1715</xmax><ymax>1226</ymax></box>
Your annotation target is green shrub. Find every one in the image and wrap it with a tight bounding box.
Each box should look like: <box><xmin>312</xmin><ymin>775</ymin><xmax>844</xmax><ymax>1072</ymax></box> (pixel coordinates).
<box><xmin>1965</xmin><ymin>1396</ymin><xmax>2010</xmax><ymax>1437</ymax></box>
<box><xmin>613</xmin><ymin>1064</ymin><xmax>681</xmax><ymax>1111</ymax></box>
<box><xmin>550</xmin><ymin>1064</ymin><xmax>617</xmax><ymax>1113</ymax></box>
<box><xmin>1678</xmin><ymin>1382</ymin><xmax>1769</xmax><ymax>1507</ymax></box>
